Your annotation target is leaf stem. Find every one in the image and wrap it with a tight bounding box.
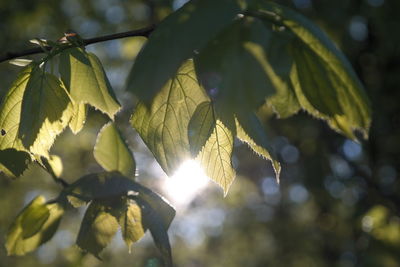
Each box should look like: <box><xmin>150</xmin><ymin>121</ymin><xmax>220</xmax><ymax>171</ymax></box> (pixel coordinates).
<box><xmin>38</xmin><ymin>157</ymin><xmax>69</xmax><ymax>188</ymax></box>
<box><xmin>0</xmin><ymin>25</ymin><xmax>155</xmax><ymax>63</ymax></box>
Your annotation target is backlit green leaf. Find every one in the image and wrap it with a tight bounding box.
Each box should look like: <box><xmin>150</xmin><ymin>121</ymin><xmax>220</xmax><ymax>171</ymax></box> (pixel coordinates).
<box><xmin>116</xmin><ymin>199</ymin><xmax>145</xmax><ymax>251</ymax></box>
<box><xmin>131</xmin><ymin>60</ymin><xmax>208</xmax><ymax>175</ymax></box>
<box><xmin>94</xmin><ymin>122</ymin><xmax>135</xmax><ymax>177</ymax></box>
<box><xmin>0</xmin><ymin>65</ymin><xmax>33</xmax><ymax>153</ymax></box>
<box><xmin>69</xmin><ymin>102</ymin><xmax>86</xmax><ymax>134</ymax></box>
<box><xmin>18</xmin><ymin>66</ymin><xmax>74</xmax><ymax>156</ymax></box>
<box><xmin>6</xmin><ymin>196</ymin><xmax>64</xmax><ymax>256</ymax></box>
<box><xmin>193</xmin><ymin>102</ymin><xmax>236</xmax><ymax>195</ymax></box>
<box><xmin>127</xmin><ymin>0</ymin><xmax>241</xmax><ymax>102</ymax></box>
<box><xmin>59</xmin><ymin>47</ymin><xmax>121</xmax><ymax>120</ymax></box>
<box><xmin>235</xmin><ymin>112</ymin><xmax>280</xmax><ymax>182</ymax></box>
<box><xmin>249</xmin><ymin>1</ymin><xmax>371</xmax><ymax>139</ymax></box>
<box><xmin>76</xmin><ymin>199</ymin><xmax>119</xmax><ymax>258</ymax></box>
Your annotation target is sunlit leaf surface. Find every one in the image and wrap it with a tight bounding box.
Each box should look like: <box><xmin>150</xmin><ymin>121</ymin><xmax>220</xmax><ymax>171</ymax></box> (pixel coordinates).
<box><xmin>59</xmin><ymin>47</ymin><xmax>121</xmax><ymax>120</ymax></box>
<box><xmin>6</xmin><ymin>196</ymin><xmax>64</xmax><ymax>256</ymax></box>
<box><xmin>76</xmin><ymin>199</ymin><xmax>119</xmax><ymax>258</ymax></box>
<box><xmin>250</xmin><ymin>1</ymin><xmax>371</xmax><ymax>139</ymax></box>
<box><xmin>131</xmin><ymin>60</ymin><xmax>208</xmax><ymax>175</ymax></box>
<box><xmin>94</xmin><ymin>122</ymin><xmax>135</xmax><ymax>177</ymax></box>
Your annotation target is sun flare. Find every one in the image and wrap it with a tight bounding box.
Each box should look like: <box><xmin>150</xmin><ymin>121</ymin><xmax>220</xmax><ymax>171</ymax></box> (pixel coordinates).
<box><xmin>163</xmin><ymin>160</ymin><xmax>210</xmax><ymax>206</ymax></box>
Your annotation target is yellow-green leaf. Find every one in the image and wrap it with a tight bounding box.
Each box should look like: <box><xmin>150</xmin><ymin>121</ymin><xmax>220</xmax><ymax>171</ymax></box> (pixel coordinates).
<box><xmin>131</xmin><ymin>60</ymin><xmax>209</xmax><ymax>175</ymax></box>
<box><xmin>194</xmin><ymin>103</ymin><xmax>235</xmax><ymax>195</ymax></box>
<box><xmin>127</xmin><ymin>0</ymin><xmax>241</xmax><ymax>102</ymax></box>
<box><xmin>76</xmin><ymin>199</ymin><xmax>119</xmax><ymax>258</ymax></box>
<box><xmin>6</xmin><ymin>196</ymin><xmax>64</xmax><ymax>256</ymax></box>
<box><xmin>0</xmin><ymin>66</ymin><xmax>33</xmax><ymax>153</ymax></box>
<box><xmin>250</xmin><ymin>1</ymin><xmax>371</xmax><ymax>139</ymax></box>
<box><xmin>59</xmin><ymin>47</ymin><xmax>121</xmax><ymax>120</ymax></box>
<box><xmin>117</xmin><ymin>199</ymin><xmax>145</xmax><ymax>251</ymax></box>
<box><xmin>18</xmin><ymin>66</ymin><xmax>74</xmax><ymax>156</ymax></box>
<box><xmin>69</xmin><ymin>102</ymin><xmax>86</xmax><ymax>134</ymax></box>
<box><xmin>94</xmin><ymin>122</ymin><xmax>135</xmax><ymax>177</ymax></box>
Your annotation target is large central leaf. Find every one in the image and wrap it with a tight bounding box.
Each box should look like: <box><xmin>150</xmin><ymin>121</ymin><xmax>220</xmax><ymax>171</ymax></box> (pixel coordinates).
<box><xmin>131</xmin><ymin>60</ymin><xmax>208</xmax><ymax>175</ymax></box>
<box><xmin>127</xmin><ymin>0</ymin><xmax>242</xmax><ymax>102</ymax></box>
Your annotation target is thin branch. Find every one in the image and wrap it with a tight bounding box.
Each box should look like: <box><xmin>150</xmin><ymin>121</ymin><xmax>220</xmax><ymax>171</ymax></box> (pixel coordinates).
<box><xmin>38</xmin><ymin>157</ymin><xmax>69</xmax><ymax>188</ymax></box>
<box><xmin>0</xmin><ymin>25</ymin><xmax>155</xmax><ymax>63</ymax></box>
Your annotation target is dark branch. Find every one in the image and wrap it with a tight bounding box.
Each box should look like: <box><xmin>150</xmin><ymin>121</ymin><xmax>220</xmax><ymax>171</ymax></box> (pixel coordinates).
<box><xmin>0</xmin><ymin>25</ymin><xmax>155</xmax><ymax>63</ymax></box>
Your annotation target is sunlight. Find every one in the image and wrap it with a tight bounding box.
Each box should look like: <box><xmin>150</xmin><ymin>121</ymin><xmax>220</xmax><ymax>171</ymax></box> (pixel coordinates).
<box><xmin>163</xmin><ymin>160</ymin><xmax>210</xmax><ymax>206</ymax></box>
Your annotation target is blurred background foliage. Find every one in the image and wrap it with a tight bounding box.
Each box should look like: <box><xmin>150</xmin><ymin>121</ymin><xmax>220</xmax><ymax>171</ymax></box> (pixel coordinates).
<box><xmin>0</xmin><ymin>0</ymin><xmax>400</xmax><ymax>266</ymax></box>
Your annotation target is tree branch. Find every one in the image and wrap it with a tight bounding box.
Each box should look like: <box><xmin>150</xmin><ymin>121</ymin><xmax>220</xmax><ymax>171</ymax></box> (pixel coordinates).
<box><xmin>0</xmin><ymin>25</ymin><xmax>155</xmax><ymax>63</ymax></box>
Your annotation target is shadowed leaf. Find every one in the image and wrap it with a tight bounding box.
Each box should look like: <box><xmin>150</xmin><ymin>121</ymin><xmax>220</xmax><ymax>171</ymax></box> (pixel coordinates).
<box><xmin>127</xmin><ymin>0</ymin><xmax>241</xmax><ymax>102</ymax></box>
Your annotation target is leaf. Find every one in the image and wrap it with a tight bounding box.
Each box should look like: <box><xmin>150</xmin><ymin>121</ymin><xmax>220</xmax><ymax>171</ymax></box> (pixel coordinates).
<box><xmin>0</xmin><ymin>149</ymin><xmax>31</xmax><ymax>177</ymax></box>
<box><xmin>9</xmin><ymin>59</ymin><xmax>33</xmax><ymax>67</ymax></box>
<box><xmin>127</xmin><ymin>0</ymin><xmax>241</xmax><ymax>102</ymax></box>
<box><xmin>59</xmin><ymin>47</ymin><xmax>121</xmax><ymax>120</ymax></box>
<box><xmin>188</xmin><ymin>101</ymin><xmax>214</xmax><ymax>157</ymax></box>
<box><xmin>235</xmin><ymin>112</ymin><xmax>281</xmax><ymax>182</ymax></box>
<box><xmin>139</xmin><ymin>199</ymin><xmax>172</xmax><ymax>267</ymax></box>
<box><xmin>6</xmin><ymin>195</ymin><xmax>64</xmax><ymax>256</ymax></box>
<box><xmin>289</xmin><ymin>42</ymin><xmax>360</xmax><ymax>139</ymax></box>
<box><xmin>61</xmin><ymin>172</ymin><xmax>175</xmax><ymax>228</ymax></box>
<box><xmin>116</xmin><ymin>199</ymin><xmax>145</xmax><ymax>251</ymax></box>
<box><xmin>94</xmin><ymin>122</ymin><xmax>135</xmax><ymax>177</ymax></box>
<box><xmin>195</xmin><ymin>17</ymin><xmax>277</xmax><ymax>113</ymax></box>
<box><xmin>69</xmin><ymin>102</ymin><xmax>86</xmax><ymax>134</ymax></box>
<box><xmin>249</xmin><ymin>1</ymin><xmax>371</xmax><ymax>139</ymax></box>
<box><xmin>193</xmin><ymin>102</ymin><xmax>236</xmax><ymax>195</ymax></box>
<box><xmin>261</xmin><ymin>26</ymin><xmax>300</xmax><ymax>118</ymax></box>
<box><xmin>0</xmin><ymin>65</ymin><xmax>33</xmax><ymax>153</ymax></box>
<box><xmin>131</xmin><ymin>60</ymin><xmax>209</xmax><ymax>175</ymax></box>
<box><xmin>76</xmin><ymin>199</ymin><xmax>119</xmax><ymax>258</ymax></box>
<box><xmin>18</xmin><ymin>65</ymin><xmax>74</xmax><ymax>156</ymax></box>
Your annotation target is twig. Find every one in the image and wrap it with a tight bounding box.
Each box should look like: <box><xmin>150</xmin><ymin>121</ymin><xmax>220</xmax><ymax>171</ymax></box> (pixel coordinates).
<box><xmin>0</xmin><ymin>25</ymin><xmax>155</xmax><ymax>63</ymax></box>
<box><xmin>39</xmin><ymin>157</ymin><xmax>69</xmax><ymax>188</ymax></box>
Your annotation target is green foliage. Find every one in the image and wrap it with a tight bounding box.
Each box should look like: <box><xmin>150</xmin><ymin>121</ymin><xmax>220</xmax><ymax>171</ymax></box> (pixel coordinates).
<box><xmin>6</xmin><ymin>196</ymin><xmax>64</xmax><ymax>256</ymax></box>
<box><xmin>248</xmin><ymin>1</ymin><xmax>371</xmax><ymax>139</ymax></box>
<box><xmin>0</xmin><ymin>0</ymin><xmax>373</xmax><ymax>264</ymax></box>
<box><xmin>59</xmin><ymin>47</ymin><xmax>121</xmax><ymax>125</ymax></box>
<box><xmin>76</xmin><ymin>198</ymin><xmax>120</xmax><ymax>258</ymax></box>
<box><xmin>126</xmin><ymin>0</ymin><xmax>242</xmax><ymax>102</ymax></box>
<box><xmin>131</xmin><ymin>60</ymin><xmax>209</xmax><ymax>175</ymax></box>
<box><xmin>94</xmin><ymin>122</ymin><xmax>136</xmax><ymax>177</ymax></box>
